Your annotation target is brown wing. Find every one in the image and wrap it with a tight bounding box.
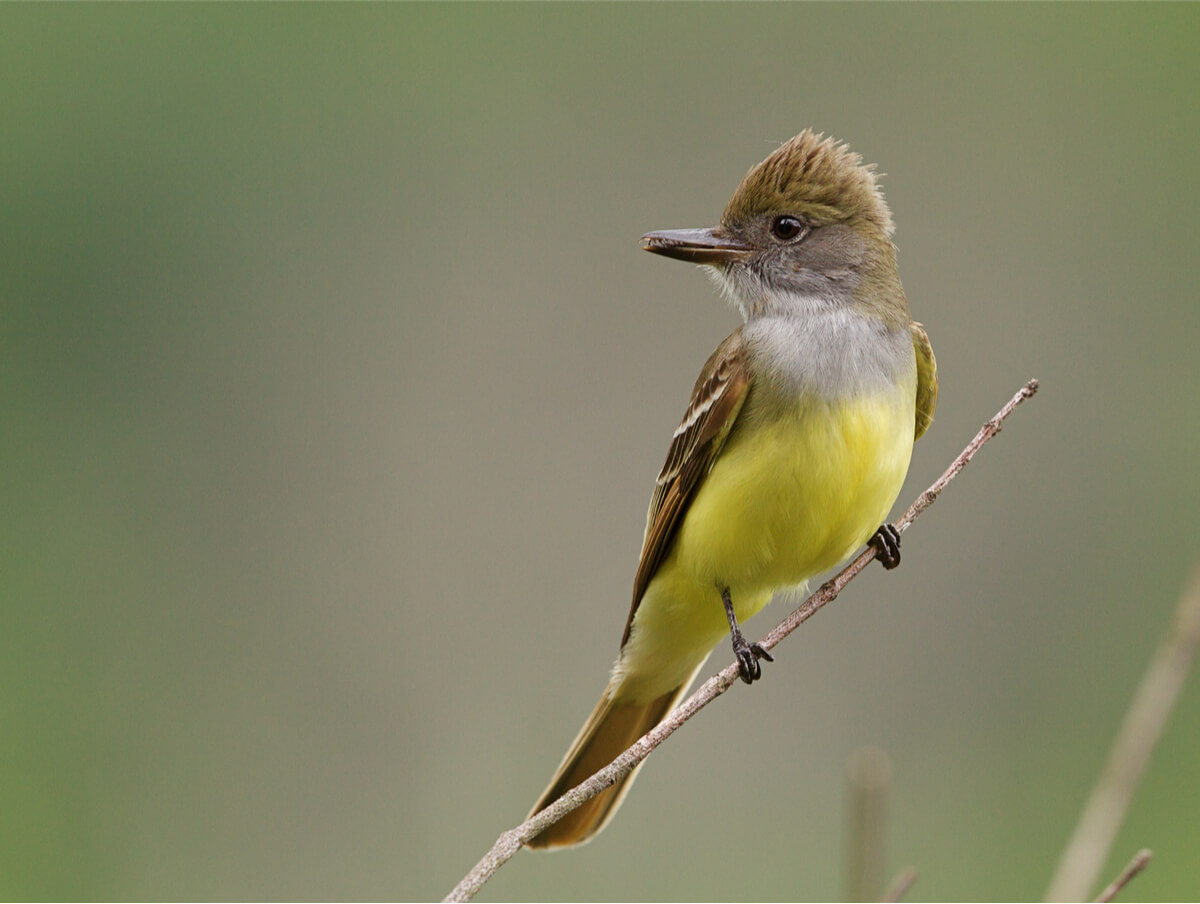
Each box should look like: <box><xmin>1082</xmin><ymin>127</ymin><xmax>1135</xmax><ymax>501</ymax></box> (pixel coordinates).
<box><xmin>910</xmin><ymin>321</ymin><xmax>938</xmax><ymax>441</ymax></box>
<box><xmin>620</xmin><ymin>329</ymin><xmax>752</xmax><ymax>647</ymax></box>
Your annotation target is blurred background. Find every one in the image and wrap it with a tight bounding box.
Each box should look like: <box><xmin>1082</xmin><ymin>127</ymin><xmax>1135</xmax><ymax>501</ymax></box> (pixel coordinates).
<box><xmin>3</xmin><ymin>5</ymin><xmax>1198</xmax><ymax>900</ymax></box>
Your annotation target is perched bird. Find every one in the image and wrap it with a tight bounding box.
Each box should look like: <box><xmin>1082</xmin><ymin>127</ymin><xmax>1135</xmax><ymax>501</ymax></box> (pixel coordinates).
<box><xmin>527</xmin><ymin>130</ymin><xmax>938</xmax><ymax>849</ymax></box>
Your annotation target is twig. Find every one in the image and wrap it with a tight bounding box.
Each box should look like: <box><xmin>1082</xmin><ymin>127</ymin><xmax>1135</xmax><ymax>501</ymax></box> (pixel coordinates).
<box><xmin>1092</xmin><ymin>849</ymin><xmax>1152</xmax><ymax>903</ymax></box>
<box><xmin>1045</xmin><ymin>565</ymin><xmax>1200</xmax><ymax>901</ymax></box>
<box><xmin>881</xmin><ymin>866</ymin><xmax>919</xmax><ymax>903</ymax></box>
<box><xmin>443</xmin><ymin>379</ymin><xmax>1040</xmax><ymax>903</ymax></box>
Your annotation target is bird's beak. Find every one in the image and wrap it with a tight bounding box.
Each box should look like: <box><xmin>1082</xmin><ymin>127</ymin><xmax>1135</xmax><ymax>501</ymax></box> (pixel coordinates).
<box><xmin>641</xmin><ymin>227</ymin><xmax>753</xmax><ymax>264</ymax></box>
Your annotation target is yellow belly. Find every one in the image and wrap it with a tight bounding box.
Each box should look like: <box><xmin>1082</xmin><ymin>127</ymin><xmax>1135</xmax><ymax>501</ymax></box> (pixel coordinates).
<box><xmin>615</xmin><ymin>387</ymin><xmax>915</xmax><ymax>701</ymax></box>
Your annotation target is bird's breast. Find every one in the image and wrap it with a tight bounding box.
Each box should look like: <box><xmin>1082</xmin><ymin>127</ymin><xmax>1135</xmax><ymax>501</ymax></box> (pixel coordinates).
<box><xmin>671</xmin><ymin>383</ymin><xmax>916</xmax><ymax>602</ymax></box>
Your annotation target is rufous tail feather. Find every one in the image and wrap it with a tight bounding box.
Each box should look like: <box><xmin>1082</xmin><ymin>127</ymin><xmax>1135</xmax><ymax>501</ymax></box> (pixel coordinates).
<box><xmin>526</xmin><ymin>672</ymin><xmax>698</xmax><ymax>849</ymax></box>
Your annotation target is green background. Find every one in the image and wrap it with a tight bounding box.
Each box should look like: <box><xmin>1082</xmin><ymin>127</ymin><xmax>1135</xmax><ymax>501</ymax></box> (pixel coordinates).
<box><xmin>4</xmin><ymin>4</ymin><xmax>1199</xmax><ymax>900</ymax></box>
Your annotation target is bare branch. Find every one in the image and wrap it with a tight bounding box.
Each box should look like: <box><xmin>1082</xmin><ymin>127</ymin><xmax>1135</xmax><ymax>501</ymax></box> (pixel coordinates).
<box><xmin>1046</xmin><ymin>565</ymin><xmax>1200</xmax><ymax>901</ymax></box>
<box><xmin>881</xmin><ymin>867</ymin><xmax>919</xmax><ymax>903</ymax></box>
<box><xmin>443</xmin><ymin>379</ymin><xmax>1039</xmax><ymax>903</ymax></box>
<box><xmin>1093</xmin><ymin>849</ymin><xmax>1152</xmax><ymax>903</ymax></box>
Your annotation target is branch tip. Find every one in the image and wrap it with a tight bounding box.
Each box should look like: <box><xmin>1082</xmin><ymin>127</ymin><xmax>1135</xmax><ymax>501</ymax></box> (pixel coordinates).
<box><xmin>1092</xmin><ymin>848</ymin><xmax>1152</xmax><ymax>903</ymax></box>
<box><xmin>881</xmin><ymin>866</ymin><xmax>918</xmax><ymax>903</ymax></box>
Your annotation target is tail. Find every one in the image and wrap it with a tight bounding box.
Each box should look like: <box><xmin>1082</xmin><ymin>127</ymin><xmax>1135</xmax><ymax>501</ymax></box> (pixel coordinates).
<box><xmin>525</xmin><ymin>673</ymin><xmax>698</xmax><ymax>849</ymax></box>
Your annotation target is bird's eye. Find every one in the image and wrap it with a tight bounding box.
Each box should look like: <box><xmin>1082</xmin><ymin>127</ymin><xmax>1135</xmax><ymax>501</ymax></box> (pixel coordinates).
<box><xmin>770</xmin><ymin>215</ymin><xmax>805</xmax><ymax>241</ymax></box>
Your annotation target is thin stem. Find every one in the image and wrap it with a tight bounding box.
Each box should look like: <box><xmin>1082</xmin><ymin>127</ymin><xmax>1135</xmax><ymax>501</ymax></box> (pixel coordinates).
<box><xmin>1045</xmin><ymin>565</ymin><xmax>1200</xmax><ymax>901</ymax></box>
<box><xmin>845</xmin><ymin>746</ymin><xmax>892</xmax><ymax>903</ymax></box>
<box><xmin>881</xmin><ymin>867</ymin><xmax>919</xmax><ymax>903</ymax></box>
<box><xmin>443</xmin><ymin>379</ymin><xmax>1039</xmax><ymax>903</ymax></box>
<box><xmin>1092</xmin><ymin>849</ymin><xmax>1152</xmax><ymax>903</ymax></box>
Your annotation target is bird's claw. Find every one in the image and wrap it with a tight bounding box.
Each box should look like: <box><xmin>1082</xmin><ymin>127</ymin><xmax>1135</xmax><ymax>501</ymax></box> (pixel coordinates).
<box><xmin>869</xmin><ymin>523</ymin><xmax>902</xmax><ymax>570</ymax></box>
<box><xmin>732</xmin><ymin>632</ymin><xmax>773</xmax><ymax>684</ymax></box>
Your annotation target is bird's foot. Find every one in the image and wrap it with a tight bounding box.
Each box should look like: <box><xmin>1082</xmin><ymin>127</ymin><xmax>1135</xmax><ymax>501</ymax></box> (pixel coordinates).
<box><xmin>869</xmin><ymin>523</ymin><xmax>902</xmax><ymax>570</ymax></box>
<box><xmin>730</xmin><ymin>630</ymin><xmax>773</xmax><ymax>684</ymax></box>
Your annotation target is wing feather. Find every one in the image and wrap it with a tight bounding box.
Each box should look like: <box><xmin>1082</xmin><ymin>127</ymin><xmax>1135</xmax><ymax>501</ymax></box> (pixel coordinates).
<box><xmin>620</xmin><ymin>329</ymin><xmax>752</xmax><ymax>646</ymax></box>
<box><xmin>910</xmin><ymin>321</ymin><xmax>938</xmax><ymax>441</ymax></box>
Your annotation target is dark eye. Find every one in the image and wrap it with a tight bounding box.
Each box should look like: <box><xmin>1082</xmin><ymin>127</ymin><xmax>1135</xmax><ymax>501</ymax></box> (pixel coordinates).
<box><xmin>770</xmin><ymin>215</ymin><xmax>805</xmax><ymax>242</ymax></box>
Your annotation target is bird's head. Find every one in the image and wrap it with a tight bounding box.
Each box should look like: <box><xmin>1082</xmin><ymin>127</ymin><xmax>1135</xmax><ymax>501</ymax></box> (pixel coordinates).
<box><xmin>643</xmin><ymin>130</ymin><xmax>906</xmax><ymax>325</ymax></box>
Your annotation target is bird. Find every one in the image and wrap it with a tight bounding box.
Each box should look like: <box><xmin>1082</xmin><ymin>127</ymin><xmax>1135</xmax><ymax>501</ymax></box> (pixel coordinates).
<box><xmin>526</xmin><ymin>130</ymin><xmax>938</xmax><ymax>849</ymax></box>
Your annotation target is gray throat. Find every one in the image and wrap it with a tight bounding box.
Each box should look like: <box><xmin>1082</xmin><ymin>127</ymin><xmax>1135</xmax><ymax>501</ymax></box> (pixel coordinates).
<box><xmin>741</xmin><ymin>306</ymin><xmax>913</xmax><ymax>403</ymax></box>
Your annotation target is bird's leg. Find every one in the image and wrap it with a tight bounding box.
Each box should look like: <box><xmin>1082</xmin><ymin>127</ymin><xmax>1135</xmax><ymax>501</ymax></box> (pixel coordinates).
<box><xmin>869</xmin><ymin>523</ymin><xmax>902</xmax><ymax>570</ymax></box>
<box><xmin>721</xmin><ymin>587</ymin><xmax>773</xmax><ymax>684</ymax></box>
